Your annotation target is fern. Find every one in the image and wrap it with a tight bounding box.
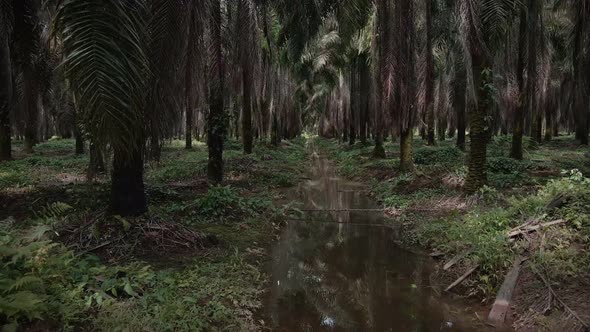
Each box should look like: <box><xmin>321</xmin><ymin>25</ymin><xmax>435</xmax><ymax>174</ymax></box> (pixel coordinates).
<box><xmin>6</xmin><ymin>276</ymin><xmax>43</xmax><ymax>292</ymax></box>
<box><xmin>0</xmin><ymin>291</ymin><xmax>46</xmax><ymax>320</ymax></box>
<box><xmin>33</xmin><ymin>202</ymin><xmax>72</xmax><ymax>221</ymax></box>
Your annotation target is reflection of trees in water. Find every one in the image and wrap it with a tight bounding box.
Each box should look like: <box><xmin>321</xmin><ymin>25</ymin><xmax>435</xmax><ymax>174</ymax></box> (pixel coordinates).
<box><xmin>268</xmin><ymin>156</ymin><xmax>458</xmax><ymax>330</ymax></box>
<box><xmin>270</xmin><ymin>218</ymin><xmax>438</xmax><ymax>330</ymax></box>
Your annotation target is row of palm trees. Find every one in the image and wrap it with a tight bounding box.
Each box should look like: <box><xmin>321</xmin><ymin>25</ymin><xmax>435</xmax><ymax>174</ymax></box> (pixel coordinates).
<box><xmin>295</xmin><ymin>0</ymin><xmax>589</xmax><ymax>193</ymax></box>
<box><xmin>0</xmin><ymin>0</ymin><xmax>304</xmax><ymax>215</ymax></box>
<box><xmin>1</xmin><ymin>0</ymin><xmax>589</xmax><ymax>214</ymax></box>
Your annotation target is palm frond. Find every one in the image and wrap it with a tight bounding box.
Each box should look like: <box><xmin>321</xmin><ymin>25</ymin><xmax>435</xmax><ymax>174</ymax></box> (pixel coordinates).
<box><xmin>54</xmin><ymin>0</ymin><xmax>149</xmax><ymax>154</ymax></box>
<box><xmin>145</xmin><ymin>0</ymin><xmax>187</xmax><ymax>144</ymax></box>
<box><xmin>0</xmin><ymin>0</ymin><xmax>14</xmax><ymax>37</ymax></box>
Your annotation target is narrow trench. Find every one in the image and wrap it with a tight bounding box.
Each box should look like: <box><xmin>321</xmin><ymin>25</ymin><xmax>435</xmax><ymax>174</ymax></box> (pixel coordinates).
<box><xmin>263</xmin><ymin>149</ymin><xmax>496</xmax><ymax>331</ymax></box>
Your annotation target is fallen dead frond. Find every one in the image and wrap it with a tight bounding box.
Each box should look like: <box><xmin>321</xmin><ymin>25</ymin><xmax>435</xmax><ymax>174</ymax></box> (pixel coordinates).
<box><xmin>57</xmin><ymin>214</ymin><xmax>216</xmax><ymax>262</ymax></box>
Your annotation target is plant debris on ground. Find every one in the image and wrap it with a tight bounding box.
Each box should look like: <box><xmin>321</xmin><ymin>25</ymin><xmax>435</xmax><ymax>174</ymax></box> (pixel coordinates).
<box><xmin>0</xmin><ymin>137</ymin><xmax>309</xmax><ymax>331</ymax></box>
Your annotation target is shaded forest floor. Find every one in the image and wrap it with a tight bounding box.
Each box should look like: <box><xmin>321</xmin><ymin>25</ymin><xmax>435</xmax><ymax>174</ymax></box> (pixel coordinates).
<box><xmin>0</xmin><ymin>137</ymin><xmax>310</xmax><ymax>331</ymax></box>
<box><xmin>316</xmin><ymin>135</ymin><xmax>590</xmax><ymax>331</ymax></box>
<box><xmin>1</xmin><ymin>135</ymin><xmax>589</xmax><ymax>331</ymax></box>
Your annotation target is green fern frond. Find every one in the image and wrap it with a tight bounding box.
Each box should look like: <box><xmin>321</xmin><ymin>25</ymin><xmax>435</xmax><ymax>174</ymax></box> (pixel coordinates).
<box><xmin>7</xmin><ymin>276</ymin><xmax>43</xmax><ymax>292</ymax></box>
<box><xmin>0</xmin><ymin>290</ymin><xmax>46</xmax><ymax>320</ymax></box>
<box><xmin>33</xmin><ymin>202</ymin><xmax>72</xmax><ymax>221</ymax></box>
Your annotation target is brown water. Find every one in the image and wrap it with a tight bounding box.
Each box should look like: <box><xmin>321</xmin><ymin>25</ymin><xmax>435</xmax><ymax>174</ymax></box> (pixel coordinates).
<box><xmin>265</xmin><ymin>152</ymin><xmax>485</xmax><ymax>331</ymax></box>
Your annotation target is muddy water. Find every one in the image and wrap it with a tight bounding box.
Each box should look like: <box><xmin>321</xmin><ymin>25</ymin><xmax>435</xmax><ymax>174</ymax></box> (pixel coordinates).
<box><xmin>265</xmin><ymin>153</ymin><xmax>482</xmax><ymax>331</ymax></box>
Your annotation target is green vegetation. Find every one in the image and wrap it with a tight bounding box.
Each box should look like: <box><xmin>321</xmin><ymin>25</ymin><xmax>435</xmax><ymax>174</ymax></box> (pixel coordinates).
<box><xmin>0</xmin><ymin>138</ymin><xmax>308</xmax><ymax>331</ymax></box>
<box><xmin>417</xmin><ymin>170</ymin><xmax>590</xmax><ymax>294</ymax></box>
<box><xmin>319</xmin><ymin>135</ymin><xmax>590</xmax><ymax>299</ymax></box>
<box><xmin>2</xmin><ymin>0</ymin><xmax>589</xmax><ymax>329</ymax></box>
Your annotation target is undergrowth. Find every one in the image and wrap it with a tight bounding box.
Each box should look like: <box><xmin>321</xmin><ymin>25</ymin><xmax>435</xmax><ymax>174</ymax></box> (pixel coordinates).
<box><xmin>316</xmin><ymin>135</ymin><xmax>590</xmax><ymax>298</ymax></box>
<box><xmin>94</xmin><ymin>253</ymin><xmax>264</xmax><ymax>332</ymax></box>
<box><xmin>416</xmin><ymin>170</ymin><xmax>590</xmax><ymax>295</ymax></box>
<box><xmin>1</xmin><ymin>136</ymin><xmax>309</xmax><ymax>331</ymax></box>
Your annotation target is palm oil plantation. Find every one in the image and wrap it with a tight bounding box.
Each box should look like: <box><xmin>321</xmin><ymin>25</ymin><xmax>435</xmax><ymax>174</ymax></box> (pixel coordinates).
<box><xmin>1</xmin><ymin>0</ymin><xmax>589</xmax><ymax>331</ymax></box>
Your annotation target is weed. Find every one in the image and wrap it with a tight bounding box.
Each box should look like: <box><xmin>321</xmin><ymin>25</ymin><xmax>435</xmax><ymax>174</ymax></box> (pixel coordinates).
<box><xmin>187</xmin><ymin>185</ymin><xmax>272</xmax><ymax>223</ymax></box>
<box><xmin>414</xmin><ymin>145</ymin><xmax>464</xmax><ymax>166</ymax></box>
<box><xmin>94</xmin><ymin>253</ymin><xmax>264</xmax><ymax>332</ymax></box>
<box><xmin>0</xmin><ymin>224</ymin><xmax>155</xmax><ymax>331</ymax></box>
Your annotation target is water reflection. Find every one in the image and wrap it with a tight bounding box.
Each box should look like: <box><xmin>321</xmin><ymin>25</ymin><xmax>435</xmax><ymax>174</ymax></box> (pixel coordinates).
<box><xmin>266</xmin><ymin>153</ymin><xmax>479</xmax><ymax>331</ymax></box>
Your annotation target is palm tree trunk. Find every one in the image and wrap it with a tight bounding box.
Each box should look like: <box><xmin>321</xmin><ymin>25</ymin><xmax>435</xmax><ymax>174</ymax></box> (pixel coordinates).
<box><xmin>185</xmin><ymin>102</ymin><xmax>194</xmax><ymax>148</ymax></box>
<box><xmin>240</xmin><ymin>0</ymin><xmax>253</xmax><ymax>154</ymax></box>
<box><xmin>73</xmin><ymin>99</ymin><xmax>84</xmax><ymax>155</ymax></box>
<box><xmin>208</xmin><ymin>0</ymin><xmax>225</xmax><ymax>183</ymax></box>
<box><xmin>400</xmin><ymin>128</ymin><xmax>414</xmax><ymax>172</ymax></box>
<box><xmin>510</xmin><ymin>8</ymin><xmax>527</xmax><ymax>160</ymax></box>
<box><xmin>397</xmin><ymin>0</ymin><xmax>416</xmax><ymax>171</ymax></box>
<box><xmin>149</xmin><ymin>134</ymin><xmax>161</xmax><ymax>162</ymax></box>
<box><xmin>349</xmin><ymin>59</ymin><xmax>357</xmax><ymax>146</ymax></box>
<box><xmin>242</xmin><ymin>66</ymin><xmax>253</xmax><ymax>154</ymax></box>
<box><xmin>544</xmin><ymin>104</ymin><xmax>553</xmax><ymax>141</ymax></box>
<box><xmin>359</xmin><ymin>54</ymin><xmax>369</xmax><ymax>145</ymax></box>
<box><xmin>185</xmin><ymin>105</ymin><xmax>193</xmax><ymax>149</ymax></box>
<box><xmin>74</xmin><ymin>127</ymin><xmax>84</xmax><ymax>155</ymax></box>
<box><xmin>425</xmin><ymin>0</ymin><xmax>435</xmax><ymax>146</ymax></box>
<box><xmin>464</xmin><ymin>56</ymin><xmax>490</xmax><ymax>193</ymax></box>
<box><xmin>23</xmin><ymin>69</ymin><xmax>38</xmax><ymax>153</ymax></box>
<box><xmin>88</xmin><ymin>141</ymin><xmax>105</xmax><ymax>180</ymax></box>
<box><xmin>437</xmin><ymin>115</ymin><xmax>447</xmax><ymax>141</ymax></box>
<box><xmin>0</xmin><ymin>34</ymin><xmax>12</xmax><ymax>161</ymax></box>
<box><xmin>111</xmin><ymin>144</ymin><xmax>147</xmax><ymax>216</ymax></box>
<box><xmin>373</xmin><ymin>0</ymin><xmax>387</xmax><ymax>159</ymax></box>
<box><xmin>572</xmin><ymin>0</ymin><xmax>589</xmax><ymax>145</ymax></box>
<box><xmin>455</xmin><ymin>66</ymin><xmax>466</xmax><ymax>150</ymax></box>
<box><xmin>271</xmin><ymin>112</ymin><xmax>279</xmax><ymax>146</ymax></box>
<box><xmin>525</xmin><ymin>0</ymin><xmax>540</xmax><ymax>146</ymax></box>
<box><xmin>185</xmin><ymin>5</ymin><xmax>196</xmax><ymax>150</ymax></box>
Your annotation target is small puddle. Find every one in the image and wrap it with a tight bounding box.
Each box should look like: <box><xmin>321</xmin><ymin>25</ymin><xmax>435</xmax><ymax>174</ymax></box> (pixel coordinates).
<box><xmin>265</xmin><ymin>152</ymin><xmax>486</xmax><ymax>331</ymax></box>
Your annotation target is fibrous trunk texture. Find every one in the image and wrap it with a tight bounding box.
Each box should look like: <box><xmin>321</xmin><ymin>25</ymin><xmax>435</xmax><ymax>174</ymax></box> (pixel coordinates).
<box><xmin>0</xmin><ymin>35</ymin><xmax>12</xmax><ymax>161</ymax></box>
<box><xmin>207</xmin><ymin>0</ymin><xmax>225</xmax><ymax>183</ymax></box>
<box><xmin>111</xmin><ymin>145</ymin><xmax>147</xmax><ymax>216</ymax></box>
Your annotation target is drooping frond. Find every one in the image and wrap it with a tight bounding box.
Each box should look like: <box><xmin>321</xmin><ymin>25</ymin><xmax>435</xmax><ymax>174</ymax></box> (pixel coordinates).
<box><xmin>0</xmin><ymin>0</ymin><xmax>14</xmax><ymax>37</ymax></box>
<box><xmin>480</xmin><ymin>0</ymin><xmax>523</xmax><ymax>45</ymax></box>
<box><xmin>54</xmin><ymin>0</ymin><xmax>149</xmax><ymax>154</ymax></box>
<box><xmin>145</xmin><ymin>0</ymin><xmax>187</xmax><ymax>146</ymax></box>
<box><xmin>12</xmin><ymin>0</ymin><xmax>41</xmax><ymax>69</ymax></box>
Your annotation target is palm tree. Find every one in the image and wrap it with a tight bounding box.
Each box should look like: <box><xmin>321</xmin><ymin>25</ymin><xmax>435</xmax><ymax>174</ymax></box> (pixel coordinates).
<box><xmin>0</xmin><ymin>0</ymin><xmax>51</xmax><ymax>159</ymax></box>
<box><xmin>460</xmin><ymin>0</ymin><xmax>521</xmax><ymax>193</ymax></box>
<box><xmin>526</xmin><ymin>0</ymin><xmax>541</xmax><ymax>145</ymax></box>
<box><xmin>145</xmin><ymin>0</ymin><xmax>189</xmax><ymax>162</ymax></box>
<box><xmin>396</xmin><ymin>0</ymin><xmax>417</xmax><ymax>172</ymax></box>
<box><xmin>0</xmin><ymin>0</ymin><xmax>12</xmax><ymax>161</ymax></box>
<box><xmin>55</xmin><ymin>0</ymin><xmax>150</xmax><ymax>215</ymax></box>
<box><xmin>184</xmin><ymin>3</ymin><xmax>198</xmax><ymax>150</ymax></box>
<box><xmin>207</xmin><ymin>0</ymin><xmax>225</xmax><ymax>183</ymax></box>
<box><xmin>373</xmin><ymin>0</ymin><xmax>390</xmax><ymax>159</ymax></box>
<box><xmin>572</xmin><ymin>0</ymin><xmax>589</xmax><ymax>145</ymax></box>
<box><xmin>425</xmin><ymin>0</ymin><xmax>436</xmax><ymax>146</ymax></box>
<box><xmin>510</xmin><ymin>7</ymin><xmax>527</xmax><ymax>160</ymax></box>
<box><xmin>237</xmin><ymin>0</ymin><xmax>256</xmax><ymax>154</ymax></box>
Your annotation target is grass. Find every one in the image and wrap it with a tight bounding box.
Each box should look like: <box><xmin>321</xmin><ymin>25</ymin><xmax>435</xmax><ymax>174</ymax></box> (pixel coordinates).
<box><xmin>94</xmin><ymin>253</ymin><xmax>265</xmax><ymax>332</ymax></box>
<box><xmin>317</xmin><ymin>134</ymin><xmax>590</xmax><ymax>299</ymax></box>
<box><xmin>2</xmin><ymin>134</ymin><xmax>587</xmax><ymax>329</ymax></box>
<box><xmin>0</xmin><ymin>136</ymin><xmax>310</xmax><ymax>331</ymax></box>
<box><xmin>0</xmin><ymin>139</ymin><xmax>88</xmax><ymax>189</ymax></box>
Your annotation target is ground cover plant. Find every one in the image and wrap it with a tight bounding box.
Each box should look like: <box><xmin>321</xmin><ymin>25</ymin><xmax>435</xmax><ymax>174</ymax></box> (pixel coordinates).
<box><xmin>1</xmin><ymin>138</ymin><xmax>308</xmax><ymax>331</ymax></box>
<box><xmin>2</xmin><ymin>0</ymin><xmax>590</xmax><ymax>330</ymax></box>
